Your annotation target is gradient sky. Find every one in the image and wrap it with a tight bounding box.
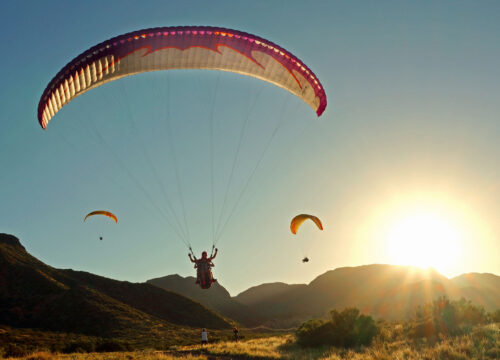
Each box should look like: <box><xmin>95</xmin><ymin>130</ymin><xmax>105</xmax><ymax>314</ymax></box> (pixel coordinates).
<box><xmin>0</xmin><ymin>1</ymin><xmax>498</xmax><ymax>295</ymax></box>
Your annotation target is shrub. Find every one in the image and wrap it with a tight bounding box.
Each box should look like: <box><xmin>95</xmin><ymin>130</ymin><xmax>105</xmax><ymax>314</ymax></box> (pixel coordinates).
<box><xmin>433</xmin><ymin>297</ymin><xmax>459</xmax><ymax>335</ymax></box>
<box><xmin>455</xmin><ymin>298</ymin><xmax>487</xmax><ymax>327</ymax></box>
<box><xmin>62</xmin><ymin>340</ymin><xmax>95</xmax><ymax>353</ymax></box>
<box><xmin>95</xmin><ymin>339</ymin><xmax>133</xmax><ymax>352</ymax></box>
<box><xmin>489</xmin><ymin>309</ymin><xmax>500</xmax><ymax>323</ymax></box>
<box><xmin>410</xmin><ymin>297</ymin><xmax>488</xmax><ymax>339</ymax></box>
<box><xmin>353</xmin><ymin>314</ymin><xmax>379</xmax><ymax>346</ymax></box>
<box><xmin>485</xmin><ymin>347</ymin><xmax>500</xmax><ymax>359</ymax></box>
<box><xmin>409</xmin><ymin>319</ymin><xmax>436</xmax><ymax>339</ymax></box>
<box><xmin>330</xmin><ymin>308</ymin><xmax>359</xmax><ymax>347</ymax></box>
<box><xmin>296</xmin><ymin>319</ymin><xmax>330</xmax><ymax>347</ymax></box>
<box><xmin>2</xmin><ymin>343</ymin><xmax>30</xmax><ymax>358</ymax></box>
<box><xmin>296</xmin><ymin>307</ymin><xmax>378</xmax><ymax>348</ymax></box>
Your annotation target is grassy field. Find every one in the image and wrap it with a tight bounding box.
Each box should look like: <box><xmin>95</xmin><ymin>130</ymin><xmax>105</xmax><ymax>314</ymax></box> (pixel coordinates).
<box><xmin>3</xmin><ymin>323</ymin><xmax>498</xmax><ymax>359</ymax></box>
<box><xmin>174</xmin><ymin>325</ymin><xmax>500</xmax><ymax>359</ymax></box>
<box><xmin>2</xmin><ymin>352</ymin><xmax>205</xmax><ymax>360</ymax></box>
<box><xmin>0</xmin><ymin>324</ymin><xmax>282</xmax><ymax>355</ymax></box>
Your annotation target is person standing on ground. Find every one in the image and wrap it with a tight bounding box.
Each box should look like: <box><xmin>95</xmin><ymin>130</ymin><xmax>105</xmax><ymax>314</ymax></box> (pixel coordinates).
<box><xmin>233</xmin><ymin>326</ymin><xmax>239</xmax><ymax>342</ymax></box>
<box><xmin>201</xmin><ymin>328</ymin><xmax>208</xmax><ymax>345</ymax></box>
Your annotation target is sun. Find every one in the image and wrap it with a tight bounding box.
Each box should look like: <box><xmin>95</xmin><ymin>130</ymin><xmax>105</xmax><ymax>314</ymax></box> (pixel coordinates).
<box><xmin>385</xmin><ymin>211</ymin><xmax>463</xmax><ymax>273</ymax></box>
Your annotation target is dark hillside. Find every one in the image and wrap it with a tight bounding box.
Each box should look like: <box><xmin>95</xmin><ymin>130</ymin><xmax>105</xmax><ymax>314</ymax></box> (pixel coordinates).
<box><xmin>235</xmin><ymin>282</ymin><xmax>307</xmax><ymax>306</ymax></box>
<box><xmin>0</xmin><ymin>234</ymin><xmax>230</xmax><ymax>338</ymax></box>
<box><xmin>148</xmin><ymin>274</ymin><xmax>264</xmax><ymax>326</ymax></box>
<box><xmin>66</xmin><ymin>270</ymin><xmax>228</xmax><ymax>328</ymax></box>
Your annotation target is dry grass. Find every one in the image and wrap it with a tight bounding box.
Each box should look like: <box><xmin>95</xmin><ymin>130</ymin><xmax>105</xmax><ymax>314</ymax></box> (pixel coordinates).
<box><xmin>176</xmin><ymin>335</ymin><xmax>287</xmax><ymax>358</ymax></box>
<box><xmin>3</xmin><ymin>350</ymin><xmax>206</xmax><ymax>360</ymax></box>
<box><xmin>3</xmin><ymin>324</ymin><xmax>498</xmax><ymax>360</ymax></box>
<box><xmin>175</xmin><ymin>323</ymin><xmax>499</xmax><ymax>360</ymax></box>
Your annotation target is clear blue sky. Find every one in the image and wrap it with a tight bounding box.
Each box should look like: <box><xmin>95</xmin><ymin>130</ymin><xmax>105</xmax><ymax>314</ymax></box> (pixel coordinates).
<box><xmin>0</xmin><ymin>1</ymin><xmax>498</xmax><ymax>295</ymax></box>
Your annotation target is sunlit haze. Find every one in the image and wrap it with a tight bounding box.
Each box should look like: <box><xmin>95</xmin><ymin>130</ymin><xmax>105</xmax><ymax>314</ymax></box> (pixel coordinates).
<box><xmin>386</xmin><ymin>211</ymin><xmax>462</xmax><ymax>272</ymax></box>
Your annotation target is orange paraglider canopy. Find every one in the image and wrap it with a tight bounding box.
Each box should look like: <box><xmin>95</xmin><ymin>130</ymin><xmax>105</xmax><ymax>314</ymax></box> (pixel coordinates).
<box><xmin>84</xmin><ymin>211</ymin><xmax>118</xmax><ymax>223</ymax></box>
<box><xmin>290</xmin><ymin>214</ymin><xmax>322</xmax><ymax>234</ymax></box>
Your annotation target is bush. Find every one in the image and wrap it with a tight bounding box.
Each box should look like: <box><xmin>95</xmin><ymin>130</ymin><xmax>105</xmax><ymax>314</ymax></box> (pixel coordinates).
<box><xmin>329</xmin><ymin>308</ymin><xmax>359</xmax><ymax>347</ymax></box>
<box><xmin>296</xmin><ymin>307</ymin><xmax>378</xmax><ymax>348</ymax></box>
<box><xmin>60</xmin><ymin>338</ymin><xmax>132</xmax><ymax>353</ymax></box>
<box><xmin>62</xmin><ymin>340</ymin><xmax>95</xmax><ymax>353</ymax></box>
<box><xmin>296</xmin><ymin>319</ymin><xmax>330</xmax><ymax>347</ymax></box>
<box><xmin>433</xmin><ymin>297</ymin><xmax>459</xmax><ymax>335</ymax></box>
<box><xmin>489</xmin><ymin>309</ymin><xmax>500</xmax><ymax>323</ymax></box>
<box><xmin>485</xmin><ymin>347</ymin><xmax>500</xmax><ymax>359</ymax></box>
<box><xmin>455</xmin><ymin>298</ymin><xmax>487</xmax><ymax>327</ymax></box>
<box><xmin>2</xmin><ymin>343</ymin><xmax>30</xmax><ymax>357</ymax></box>
<box><xmin>409</xmin><ymin>319</ymin><xmax>436</xmax><ymax>339</ymax></box>
<box><xmin>95</xmin><ymin>339</ymin><xmax>132</xmax><ymax>352</ymax></box>
<box><xmin>353</xmin><ymin>314</ymin><xmax>378</xmax><ymax>346</ymax></box>
<box><xmin>410</xmin><ymin>297</ymin><xmax>488</xmax><ymax>339</ymax></box>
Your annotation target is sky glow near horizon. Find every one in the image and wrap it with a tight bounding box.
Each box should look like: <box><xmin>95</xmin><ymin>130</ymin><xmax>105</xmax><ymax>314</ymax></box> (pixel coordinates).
<box><xmin>0</xmin><ymin>1</ymin><xmax>498</xmax><ymax>295</ymax></box>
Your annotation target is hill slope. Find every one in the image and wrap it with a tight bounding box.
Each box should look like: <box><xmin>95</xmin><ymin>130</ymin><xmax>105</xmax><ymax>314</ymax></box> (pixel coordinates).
<box><xmin>147</xmin><ymin>274</ymin><xmax>264</xmax><ymax>326</ymax></box>
<box><xmin>235</xmin><ymin>282</ymin><xmax>306</xmax><ymax>306</ymax></box>
<box><xmin>0</xmin><ymin>234</ymin><xmax>231</xmax><ymax>338</ymax></box>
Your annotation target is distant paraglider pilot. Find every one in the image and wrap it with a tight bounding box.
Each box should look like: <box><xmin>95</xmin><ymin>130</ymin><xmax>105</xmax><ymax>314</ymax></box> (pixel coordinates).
<box><xmin>302</xmin><ymin>257</ymin><xmax>309</xmax><ymax>263</ymax></box>
<box><xmin>188</xmin><ymin>248</ymin><xmax>218</xmax><ymax>289</ymax></box>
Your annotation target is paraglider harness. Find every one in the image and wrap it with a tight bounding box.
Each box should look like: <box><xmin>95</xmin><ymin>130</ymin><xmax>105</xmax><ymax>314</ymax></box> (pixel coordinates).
<box><xmin>189</xmin><ymin>246</ymin><xmax>217</xmax><ymax>289</ymax></box>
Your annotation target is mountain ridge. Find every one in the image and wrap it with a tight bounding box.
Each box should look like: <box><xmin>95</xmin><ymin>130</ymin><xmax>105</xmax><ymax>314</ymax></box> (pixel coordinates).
<box><xmin>0</xmin><ymin>233</ymin><xmax>231</xmax><ymax>340</ymax></box>
<box><xmin>149</xmin><ymin>264</ymin><xmax>500</xmax><ymax>328</ymax></box>
<box><xmin>2</xmin><ymin>233</ymin><xmax>498</xmax><ymax>333</ymax></box>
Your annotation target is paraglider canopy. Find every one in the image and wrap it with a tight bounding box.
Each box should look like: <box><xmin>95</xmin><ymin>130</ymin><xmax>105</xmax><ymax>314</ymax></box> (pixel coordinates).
<box><xmin>38</xmin><ymin>26</ymin><xmax>327</xmax><ymax>283</ymax></box>
<box><xmin>38</xmin><ymin>26</ymin><xmax>326</xmax><ymax>129</ymax></box>
<box><xmin>84</xmin><ymin>211</ymin><xmax>118</xmax><ymax>223</ymax></box>
<box><xmin>290</xmin><ymin>214</ymin><xmax>323</xmax><ymax>234</ymax></box>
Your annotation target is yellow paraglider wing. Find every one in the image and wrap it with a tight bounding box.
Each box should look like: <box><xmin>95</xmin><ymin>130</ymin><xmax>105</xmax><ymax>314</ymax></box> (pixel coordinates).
<box><xmin>290</xmin><ymin>214</ymin><xmax>323</xmax><ymax>234</ymax></box>
<box><xmin>84</xmin><ymin>211</ymin><xmax>118</xmax><ymax>223</ymax></box>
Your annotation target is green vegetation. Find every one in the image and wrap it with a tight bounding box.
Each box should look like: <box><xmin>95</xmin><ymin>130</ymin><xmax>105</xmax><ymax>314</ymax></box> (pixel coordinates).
<box><xmin>409</xmin><ymin>296</ymin><xmax>489</xmax><ymax>339</ymax></box>
<box><xmin>296</xmin><ymin>308</ymin><xmax>378</xmax><ymax>348</ymax></box>
<box><xmin>491</xmin><ymin>309</ymin><xmax>500</xmax><ymax>323</ymax></box>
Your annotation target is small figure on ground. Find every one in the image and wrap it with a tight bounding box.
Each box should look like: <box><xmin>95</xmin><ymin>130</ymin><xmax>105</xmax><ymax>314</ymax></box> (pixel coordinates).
<box><xmin>201</xmin><ymin>328</ymin><xmax>208</xmax><ymax>345</ymax></box>
<box><xmin>233</xmin><ymin>326</ymin><xmax>239</xmax><ymax>342</ymax></box>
